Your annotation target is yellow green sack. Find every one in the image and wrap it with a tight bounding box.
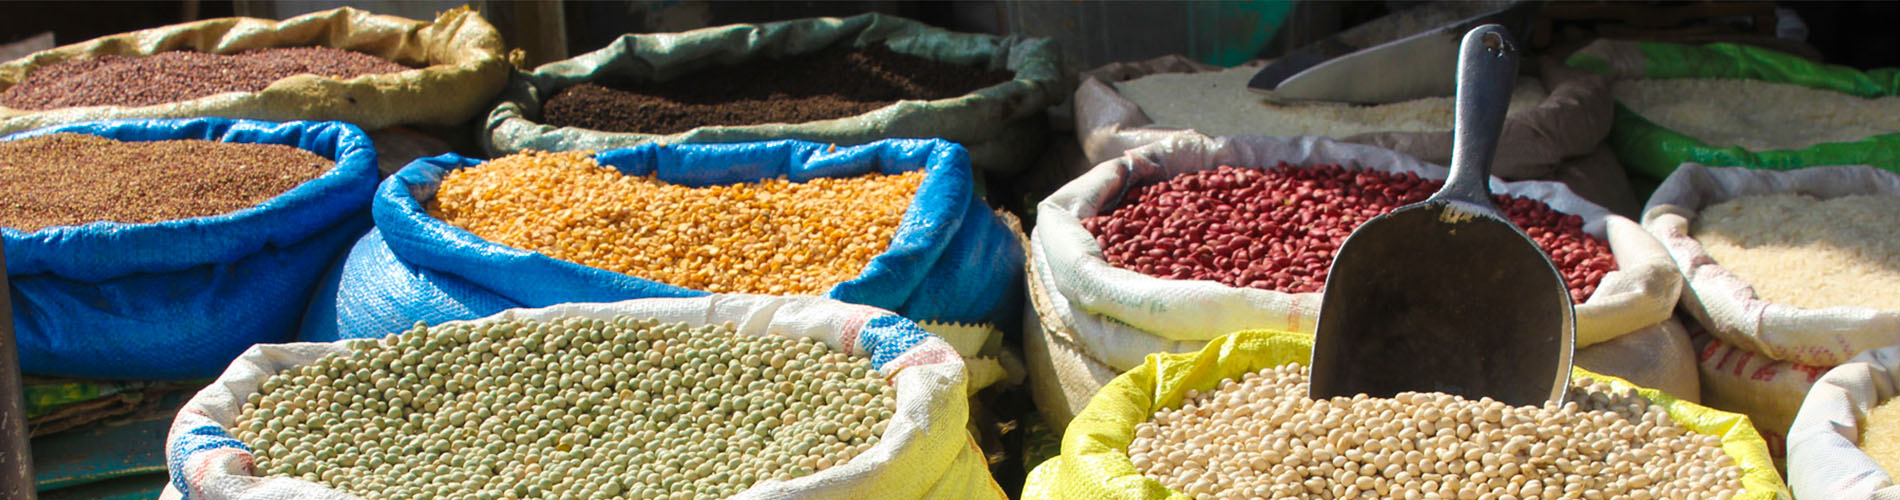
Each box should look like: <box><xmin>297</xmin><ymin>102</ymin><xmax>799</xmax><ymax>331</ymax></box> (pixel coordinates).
<box><xmin>0</xmin><ymin>6</ymin><xmax>509</xmax><ymax>135</ymax></box>
<box><xmin>1022</xmin><ymin>329</ymin><xmax>1789</xmax><ymax>500</ymax></box>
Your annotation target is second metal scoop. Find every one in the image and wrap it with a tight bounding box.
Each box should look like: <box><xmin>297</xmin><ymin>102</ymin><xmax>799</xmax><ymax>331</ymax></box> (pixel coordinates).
<box><xmin>1307</xmin><ymin>25</ymin><xmax>1574</xmax><ymax>406</ymax></box>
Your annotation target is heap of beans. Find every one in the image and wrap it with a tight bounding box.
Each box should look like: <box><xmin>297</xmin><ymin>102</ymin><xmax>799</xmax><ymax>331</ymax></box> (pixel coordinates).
<box><xmin>231</xmin><ymin>316</ymin><xmax>896</xmax><ymax>500</ymax></box>
<box><xmin>429</xmin><ymin>150</ymin><xmax>922</xmax><ymax>295</ymax></box>
<box><xmin>541</xmin><ymin>45</ymin><xmax>1014</xmax><ymax>134</ymax></box>
<box><xmin>1129</xmin><ymin>364</ymin><xmax>1745</xmax><ymax>500</ymax></box>
<box><xmin>1081</xmin><ymin>164</ymin><xmax>1615</xmax><ymax>302</ymax></box>
<box><xmin>0</xmin><ymin>47</ymin><xmax>411</xmax><ymax>110</ymax></box>
<box><xmin>0</xmin><ymin>133</ymin><xmax>332</xmax><ymax>232</ymax></box>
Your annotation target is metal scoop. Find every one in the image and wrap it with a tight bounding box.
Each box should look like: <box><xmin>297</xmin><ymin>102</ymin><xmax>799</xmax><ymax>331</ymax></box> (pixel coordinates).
<box><xmin>1306</xmin><ymin>25</ymin><xmax>1574</xmax><ymax>407</ymax></box>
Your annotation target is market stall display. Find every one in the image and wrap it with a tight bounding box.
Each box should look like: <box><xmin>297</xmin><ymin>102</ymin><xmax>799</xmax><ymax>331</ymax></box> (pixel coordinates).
<box><xmin>1021</xmin><ymin>329</ymin><xmax>1788</xmax><ymax>500</ymax></box>
<box><xmin>0</xmin><ymin>7</ymin><xmax>508</xmax><ymax>135</ymax></box>
<box><xmin>1072</xmin><ymin>55</ymin><xmax>1612</xmax><ymax>181</ymax></box>
<box><xmin>312</xmin><ymin>138</ymin><xmax>1021</xmax><ymax>353</ymax></box>
<box><xmin>483</xmin><ymin>13</ymin><xmax>1065</xmax><ymax>175</ymax></box>
<box><xmin>167</xmin><ymin>295</ymin><xmax>1004</xmax><ymax>500</ymax></box>
<box><xmin>1031</xmin><ymin>135</ymin><xmax>1680</xmax><ymax>373</ymax></box>
<box><xmin>1790</xmin><ymin>346</ymin><xmax>1900</xmax><ymax>500</ymax></box>
<box><xmin>2</xmin><ymin>118</ymin><xmax>376</xmax><ymax>379</ymax></box>
<box><xmin>1568</xmin><ymin>40</ymin><xmax>1900</xmax><ymax>181</ymax></box>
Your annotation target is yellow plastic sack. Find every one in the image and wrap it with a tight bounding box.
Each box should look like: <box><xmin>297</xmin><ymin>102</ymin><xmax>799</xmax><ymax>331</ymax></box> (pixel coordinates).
<box><xmin>0</xmin><ymin>6</ymin><xmax>508</xmax><ymax>135</ymax></box>
<box><xmin>1022</xmin><ymin>329</ymin><xmax>1790</xmax><ymax>500</ymax></box>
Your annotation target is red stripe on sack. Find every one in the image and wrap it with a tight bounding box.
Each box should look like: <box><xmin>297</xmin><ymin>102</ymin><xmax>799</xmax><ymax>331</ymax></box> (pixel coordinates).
<box><xmin>1751</xmin><ymin>365</ymin><xmax>1779</xmax><ymax>382</ymax></box>
<box><xmin>1733</xmin><ymin>350</ymin><xmax>1754</xmax><ymax>377</ymax></box>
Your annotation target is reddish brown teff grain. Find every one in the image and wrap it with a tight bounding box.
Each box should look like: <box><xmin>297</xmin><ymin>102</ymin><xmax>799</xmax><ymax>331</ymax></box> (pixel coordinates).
<box><xmin>540</xmin><ymin>45</ymin><xmax>1014</xmax><ymax>134</ymax></box>
<box><xmin>0</xmin><ymin>133</ymin><xmax>332</xmax><ymax>231</ymax></box>
<box><xmin>0</xmin><ymin>47</ymin><xmax>412</xmax><ymax>110</ymax></box>
<box><xmin>1080</xmin><ymin>164</ymin><xmax>1616</xmax><ymax>302</ymax></box>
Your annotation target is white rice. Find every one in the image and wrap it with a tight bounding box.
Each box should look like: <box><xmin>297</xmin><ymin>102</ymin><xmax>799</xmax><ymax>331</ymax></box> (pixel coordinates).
<box><xmin>1616</xmin><ymin>78</ymin><xmax>1900</xmax><ymax>151</ymax></box>
<box><xmin>1692</xmin><ymin>193</ymin><xmax>1900</xmax><ymax>311</ymax></box>
<box><xmin>1113</xmin><ymin>65</ymin><xmax>1549</xmax><ymax>139</ymax></box>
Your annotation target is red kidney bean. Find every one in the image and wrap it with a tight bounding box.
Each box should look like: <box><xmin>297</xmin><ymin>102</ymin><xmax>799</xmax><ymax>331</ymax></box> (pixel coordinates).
<box><xmin>1080</xmin><ymin>163</ymin><xmax>1617</xmax><ymax>302</ymax></box>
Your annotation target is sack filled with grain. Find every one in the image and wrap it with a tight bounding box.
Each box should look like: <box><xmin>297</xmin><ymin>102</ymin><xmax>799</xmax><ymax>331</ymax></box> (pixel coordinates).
<box><xmin>1790</xmin><ymin>344</ymin><xmax>1900</xmax><ymax>500</ymax></box>
<box><xmin>1032</xmin><ymin>134</ymin><xmax>1680</xmax><ymax>373</ymax></box>
<box><xmin>1644</xmin><ymin>163</ymin><xmax>1900</xmax><ymax>367</ymax></box>
<box><xmin>166</xmin><ymin>294</ymin><xmax>1004</xmax><ymax>500</ymax></box>
<box><xmin>0</xmin><ymin>7</ymin><xmax>507</xmax><ymax>136</ymax></box>
<box><xmin>1574</xmin><ymin>315</ymin><xmax>1700</xmax><ymax>404</ymax></box>
<box><xmin>1567</xmin><ymin>39</ymin><xmax>1900</xmax><ymax>183</ymax></box>
<box><xmin>1021</xmin><ymin>329</ymin><xmax>1788</xmax><ymax>500</ymax></box>
<box><xmin>311</xmin><ymin>138</ymin><xmax>1022</xmax><ymax>360</ymax></box>
<box><xmin>2</xmin><ymin>118</ymin><xmax>378</xmax><ymax>379</ymax></box>
<box><xmin>1691</xmin><ymin>319</ymin><xmax>1825</xmax><ymax>463</ymax></box>
<box><xmin>1073</xmin><ymin>55</ymin><xmax>1612</xmax><ymax>180</ymax></box>
<box><xmin>482</xmin><ymin>13</ymin><xmax>1065</xmax><ymax>176</ymax></box>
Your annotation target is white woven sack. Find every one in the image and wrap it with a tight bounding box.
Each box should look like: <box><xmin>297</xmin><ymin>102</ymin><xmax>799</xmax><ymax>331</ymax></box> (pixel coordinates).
<box><xmin>1033</xmin><ymin>133</ymin><xmax>1682</xmax><ymax>370</ymax></box>
<box><xmin>1790</xmin><ymin>345</ymin><xmax>1900</xmax><ymax>500</ymax></box>
<box><xmin>1023</xmin><ymin>244</ymin><xmax>1122</xmax><ymax>429</ymax></box>
<box><xmin>1072</xmin><ymin>56</ymin><xmax>1611</xmax><ymax>180</ymax></box>
<box><xmin>1573</xmin><ymin>316</ymin><xmax>1700</xmax><ymax>403</ymax></box>
<box><xmin>164</xmin><ymin>294</ymin><xmax>1002</xmax><ymax>500</ymax></box>
<box><xmin>1644</xmin><ymin>163</ymin><xmax>1900</xmax><ymax>367</ymax></box>
<box><xmin>1691</xmin><ymin>322</ymin><xmax>1824</xmax><ymax>459</ymax></box>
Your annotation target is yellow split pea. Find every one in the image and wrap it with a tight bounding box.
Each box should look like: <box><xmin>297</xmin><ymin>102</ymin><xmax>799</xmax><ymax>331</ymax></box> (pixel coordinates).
<box><xmin>429</xmin><ymin>150</ymin><xmax>923</xmax><ymax>295</ymax></box>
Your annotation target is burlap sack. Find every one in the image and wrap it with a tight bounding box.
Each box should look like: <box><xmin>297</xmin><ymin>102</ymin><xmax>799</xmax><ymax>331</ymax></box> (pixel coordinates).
<box><xmin>0</xmin><ymin>7</ymin><xmax>508</xmax><ymax>135</ymax></box>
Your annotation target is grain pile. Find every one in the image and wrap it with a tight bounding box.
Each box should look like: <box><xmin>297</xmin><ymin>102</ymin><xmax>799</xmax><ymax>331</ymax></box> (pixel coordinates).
<box><xmin>231</xmin><ymin>316</ymin><xmax>896</xmax><ymax>500</ymax></box>
<box><xmin>1112</xmin><ymin>66</ymin><xmax>1548</xmax><ymax>138</ymax></box>
<box><xmin>1129</xmin><ymin>364</ymin><xmax>1745</xmax><ymax>500</ymax></box>
<box><xmin>1691</xmin><ymin>193</ymin><xmax>1900</xmax><ymax>311</ymax></box>
<box><xmin>0</xmin><ymin>133</ymin><xmax>332</xmax><ymax>231</ymax></box>
<box><xmin>541</xmin><ymin>45</ymin><xmax>1014</xmax><ymax>134</ymax></box>
<box><xmin>0</xmin><ymin>47</ymin><xmax>411</xmax><ymax>110</ymax></box>
<box><xmin>1615</xmin><ymin>78</ymin><xmax>1900</xmax><ymax>151</ymax></box>
<box><xmin>429</xmin><ymin>150</ymin><xmax>923</xmax><ymax>295</ymax></box>
<box><xmin>1860</xmin><ymin>397</ymin><xmax>1900</xmax><ymax>478</ymax></box>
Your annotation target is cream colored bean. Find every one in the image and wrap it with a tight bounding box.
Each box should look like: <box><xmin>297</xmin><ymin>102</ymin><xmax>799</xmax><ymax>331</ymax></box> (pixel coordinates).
<box><xmin>1127</xmin><ymin>365</ymin><xmax>1745</xmax><ymax>500</ymax></box>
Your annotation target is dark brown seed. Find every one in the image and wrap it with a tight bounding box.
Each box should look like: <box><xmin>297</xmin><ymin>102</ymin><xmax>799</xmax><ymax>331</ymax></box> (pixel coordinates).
<box><xmin>0</xmin><ymin>47</ymin><xmax>411</xmax><ymax>110</ymax></box>
<box><xmin>0</xmin><ymin>133</ymin><xmax>333</xmax><ymax>231</ymax></box>
<box><xmin>541</xmin><ymin>45</ymin><xmax>1014</xmax><ymax>135</ymax></box>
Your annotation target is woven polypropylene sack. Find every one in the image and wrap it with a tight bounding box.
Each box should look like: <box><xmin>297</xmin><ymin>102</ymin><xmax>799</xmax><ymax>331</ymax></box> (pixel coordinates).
<box><xmin>482</xmin><ymin>13</ymin><xmax>1065</xmax><ymax>175</ymax></box>
<box><xmin>0</xmin><ymin>7</ymin><xmax>507</xmax><ymax>135</ymax></box>
<box><xmin>1643</xmin><ymin>163</ymin><xmax>1900</xmax><ymax>367</ymax></box>
<box><xmin>1691</xmin><ymin>322</ymin><xmax>1823</xmax><ymax>462</ymax></box>
<box><xmin>1033</xmin><ymin>134</ymin><xmax>1681</xmax><ymax>371</ymax></box>
<box><xmin>1790</xmin><ymin>345</ymin><xmax>1900</xmax><ymax>500</ymax></box>
<box><xmin>1020</xmin><ymin>329</ymin><xmax>1790</xmax><ymax>500</ymax></box>
<box><xmin>1575</xmin><ymin>315</ymin><xmax>1700</xmax><ymax>403</ymax></box>
<box><xmin>310</xmin><ymin>138</ymin><xmax>1022</xmax><ymax>342</ymax></box>
<box><xmin>1073</xmin><ymin>55</ymin><xmax>1611</xmax><ymax>180</ymax></box>
<box><xmin>167</xmin><ymin>294</ymin><xmax>1004</xmax><ymax>500</ymax></box>
<box><xmin>1566</xmin><ymin>40</ymin><xmax>1900</xmax><ymax>180</ymax></box>
<box><xmin>3</xmin><ymin>118</ymin><xmax>376</xmax><ymax>379</ymax></box>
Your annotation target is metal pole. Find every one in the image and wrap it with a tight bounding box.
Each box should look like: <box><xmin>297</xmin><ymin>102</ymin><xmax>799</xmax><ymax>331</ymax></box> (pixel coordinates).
<box><xmin>0</xmin><ymin>243</ymin><xmax>36</xmax><ymax>500</ymax></box>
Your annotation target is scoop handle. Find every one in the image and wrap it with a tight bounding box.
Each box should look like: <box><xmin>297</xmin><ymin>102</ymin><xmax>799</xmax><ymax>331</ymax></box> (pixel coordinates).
<box><xmin>1436</xmin><ymin>25</ymin><xmax>1519</xmax><ymax>205</ymax></box>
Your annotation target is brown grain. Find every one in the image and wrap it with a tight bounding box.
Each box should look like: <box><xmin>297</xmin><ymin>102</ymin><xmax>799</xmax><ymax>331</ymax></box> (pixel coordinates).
<box><xmin>0</xmin><ymin>47</ymin><xmax>412</xmax><ymax>110</ymax></box>
<box><xmin>0</xmin><ymin>133</ymin><xmax>333</xmax><ymax>231</ymax></box>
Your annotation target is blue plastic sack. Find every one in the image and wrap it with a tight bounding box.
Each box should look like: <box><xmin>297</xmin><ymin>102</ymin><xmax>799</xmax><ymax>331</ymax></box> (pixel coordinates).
<box><xmin>3</xmin><ymin>119</ymin><xmax>378</xmax><ymax>379</ymax></box>
<box><xmin>313</xmin><ymin>138</ymin><xmax>1022</xmax><ymax>341</ymax></box>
